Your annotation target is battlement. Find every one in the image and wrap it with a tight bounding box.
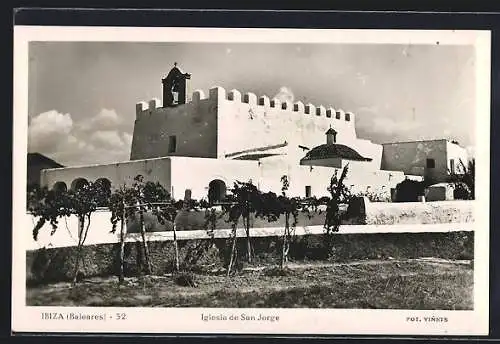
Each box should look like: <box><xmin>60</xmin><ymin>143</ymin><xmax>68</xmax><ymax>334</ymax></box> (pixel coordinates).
<box><xmin>135</xmin><ymin>86</ymin><xmax>355</xmax><ymax>122</ymax></box>
<box><xmin>135</xmin><ymin>98</ymin><xmax>162</xmax><ymax>118</ymax></box>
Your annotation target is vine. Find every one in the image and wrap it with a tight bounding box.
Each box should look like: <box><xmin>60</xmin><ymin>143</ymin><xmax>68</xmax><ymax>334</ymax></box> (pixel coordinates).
<box><xmin>323</xmin><ymin>164</ymin><xmax>351</xmax><ymax>255</ymax></box>
<box><xmin>29</xmin><ymin>181</ymin><xmax>109</xmax><ymax>284</ymax></box>
<box><xmin>29</xmin><ymin>166</ymin><xmax>352</xmax><ymax>281</ymax></box>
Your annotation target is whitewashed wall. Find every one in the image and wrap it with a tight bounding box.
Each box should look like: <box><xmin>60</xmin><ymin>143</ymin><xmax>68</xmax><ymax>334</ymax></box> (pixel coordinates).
<box><xmin>364</xmin><ymin>199</ymin><xmax>475</xmax><ymax>225</ymax></box>
<box><xmin>23</xmin><ymin>201</ymin><xmax>475</xmax><ymax>251</ymax></box>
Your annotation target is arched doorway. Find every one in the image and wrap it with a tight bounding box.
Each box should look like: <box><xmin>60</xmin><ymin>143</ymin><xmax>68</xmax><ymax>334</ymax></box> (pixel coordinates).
<box><xmin>71</xmin><ymin>178</ymin><xmax>89</xmax><ymax>191</ymax></box>
<box><xmin>208</xmin><ymin>179</ymin><xmax>227</xmax><ymax>204</ymax></box>
<box><xmin>52</xmin><ymin>181</ymin><xmax>67</xmax><ymax>192</ymax></box>
<box><xmin>95</xmin><ymin>178</ymin><xmax>112</xmax><ymax>191</ymax></box>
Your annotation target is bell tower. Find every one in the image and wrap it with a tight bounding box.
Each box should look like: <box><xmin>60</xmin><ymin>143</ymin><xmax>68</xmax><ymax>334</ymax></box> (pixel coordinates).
<box><xmin>162</xmin><ymin>62</ymin><xmax>191</xmax><ymax>107</ymax></box>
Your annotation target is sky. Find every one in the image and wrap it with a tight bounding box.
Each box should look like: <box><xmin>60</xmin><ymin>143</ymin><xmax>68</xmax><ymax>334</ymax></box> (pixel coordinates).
<box><xmin>28</xmin><ymin>42</ymin><xmax>476</xmax><ymax>166</ymax></box>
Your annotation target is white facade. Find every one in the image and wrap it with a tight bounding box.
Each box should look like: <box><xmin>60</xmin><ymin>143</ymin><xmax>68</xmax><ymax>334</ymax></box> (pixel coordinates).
<box><xmin>39</xmin><ymin>69</ymin><xmax>467</xmax><ymax>200</ymax></box>
<box><xmin>381</xmin><ymin>139</ymin><xmax>469</xmax><ymax>183</ymax></box>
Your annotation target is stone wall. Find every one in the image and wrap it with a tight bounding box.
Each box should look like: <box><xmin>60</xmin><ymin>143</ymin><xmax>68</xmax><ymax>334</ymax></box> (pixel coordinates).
<box><xmin>26</xmin><ymin>230</ymin><xmax>474</xmax><ymax>285</ymax></box>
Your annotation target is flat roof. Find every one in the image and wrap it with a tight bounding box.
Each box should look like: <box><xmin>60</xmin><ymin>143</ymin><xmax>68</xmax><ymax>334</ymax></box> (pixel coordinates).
<box><xmin>382</xmin><ymin>138</ymin><xmax>449</xmax><ymax>145</ymax></box>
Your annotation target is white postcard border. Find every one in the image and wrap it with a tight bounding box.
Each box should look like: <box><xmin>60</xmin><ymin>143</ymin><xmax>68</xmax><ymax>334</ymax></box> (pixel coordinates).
<box><xmin>12</xmin><ymin>26</ymin><xmax>491</xmax><ymax>335</ymax></box>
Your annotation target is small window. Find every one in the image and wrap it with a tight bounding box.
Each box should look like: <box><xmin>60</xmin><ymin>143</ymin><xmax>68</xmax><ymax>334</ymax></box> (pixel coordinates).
<box><xmin>168</xmin><ymin>135</ymin><xmax>177</xmax><ymax>153</ymax></box>
<box><xmin>449</xmin><ymin>159</ymin><xmax>455</xmax><ymax>173</ymax></box>
<box><xmin>345</xmin><ymin>113</ymin><xmax>351</xmax><ymax>121</ymax></box>
<box><xmin>426</xmin><ymin>158</ymin><xmax>435</xmax><ymax>168</ymax></box>
<box><xmin>305</xmin><ymin>185</ymin><xmax>312</xmax><ymax>198</ymax></box>
<box><xmin>335</xmin><ymin>112</ymin><xmax>341</xmax><ymax>119</ymax></box>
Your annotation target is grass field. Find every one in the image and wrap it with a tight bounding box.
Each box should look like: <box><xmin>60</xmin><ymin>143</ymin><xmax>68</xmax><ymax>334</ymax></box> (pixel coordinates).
<box><xmin>27</xmin><ymin>258</ymin><xmax>473</xmax><ymax>310</ymax></box>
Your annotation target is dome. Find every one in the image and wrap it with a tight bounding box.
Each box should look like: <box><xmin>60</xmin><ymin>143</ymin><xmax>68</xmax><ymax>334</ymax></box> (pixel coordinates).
<box><xmin>301</xmin><ymin>144</ymin><xmax>372</xmax><ymax>162</ymax></box>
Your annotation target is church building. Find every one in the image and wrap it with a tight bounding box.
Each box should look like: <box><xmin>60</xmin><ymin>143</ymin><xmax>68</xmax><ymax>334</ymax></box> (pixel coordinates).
<box><xmin>39</xmin><ymin>64</ymin><xmax>466</xmax><ymax>201</ymax></box>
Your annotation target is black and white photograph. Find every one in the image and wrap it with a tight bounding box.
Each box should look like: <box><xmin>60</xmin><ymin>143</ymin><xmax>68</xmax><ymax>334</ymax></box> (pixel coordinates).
<box><xmin>12</xmin><ymin>26</ymin><xmax>490</xmax><ymax>335</ymax></box>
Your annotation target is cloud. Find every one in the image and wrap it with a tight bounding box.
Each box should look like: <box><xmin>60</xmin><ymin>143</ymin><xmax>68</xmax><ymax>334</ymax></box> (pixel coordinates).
<box><xmin>273</xmin><ymin>86</ymin><xmax>295</xmax><ymax>103</ymax></box>
<box><xmin>369</xmin><ymin>117</ymin><xmax>421</xmax><ymax>136</ymax></box>
<box><xmin>122</xmin><ymin>132</ymin><xmax>133</xmax><ymax>147</ymax></box>
<box><xmin>28</xmin><ymin>108</ymin><xmax>132</xmax><ymax>166</ymax></box>
<box><xmin>90</xmin><ymin>130</ymin><xmax>127</xmax><ymax>150</ymax></box>
<box><xmin>28</xmin><ymin>110</ymin><xmax>73</xmax><ymax>153</ymax></box>
<box><xmin>356</xmin><ymin>106</ymin><xmax>379</xmax><ymax>114</ymax></box>
<box><xmin>79</xmin><ymin>108</ymin><xmax>122</xmax><ymax>131</ymax></box>
<box><xmin>355</xmin><ymin>72</ymin><xmax>368</xmax><ymax>86</ymax></box>
<box><xmin>353</xmin><ymin>106</ymin><xmax>426</xmax><ymax>144</ymax></box>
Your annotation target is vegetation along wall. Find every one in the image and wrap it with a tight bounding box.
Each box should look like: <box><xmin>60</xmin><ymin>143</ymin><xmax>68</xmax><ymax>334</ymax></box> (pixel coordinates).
<box><xmin>26</xmin><ymin>229</ymin><xmax>473</xmax><ymax>285</ymax></box>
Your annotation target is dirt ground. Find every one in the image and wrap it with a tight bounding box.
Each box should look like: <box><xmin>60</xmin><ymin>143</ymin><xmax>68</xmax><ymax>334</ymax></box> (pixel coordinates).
<box><xmin>26</xmin><ymin>258</ymin><xmax>473</xmax><ymax>310</ymax></box>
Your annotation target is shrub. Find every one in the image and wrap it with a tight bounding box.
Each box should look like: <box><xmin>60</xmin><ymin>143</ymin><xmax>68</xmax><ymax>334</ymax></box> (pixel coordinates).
<box><xmin>263</xmin><ymin>266</ymin><xmax>294</xmax><ymax>277</ymax></box>
<box><xmin>394</xmin><ymin>179</ymin><xmax>426</xmax><ymax>202</ymax></box>
<box><xmin>453</xmin><ymin>182</ymin><xmax>472</xmax><ymax>200</ymax></box>
<box><xmin>448</xmin><ymin>159</ymin><xmax>475</xmax><ymax>200</ymax></box>
<box><xmin>173</xmin><ymin>272</ymin><xmax>197</xmax><ymax>287</ymax></box>
<box><xmin>355</xmin><ymin>189</ymin><xmax>391</xmax><ymax>203</ymax></box>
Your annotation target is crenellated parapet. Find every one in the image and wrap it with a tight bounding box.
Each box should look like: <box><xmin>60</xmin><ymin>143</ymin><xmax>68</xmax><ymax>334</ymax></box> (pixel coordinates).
<box><xmin>135</xmin><ymin>86</ymin><xmax>355</xmax><ymax>123</ymax></box>
<box><xmin>192</xmin><ymin>89</ymin><xmax>206</xmax><ymax>102</ymax></box>
<box><xmin>207</xmin><ymin>86</ymin><xmax>224</xmax><ymax>100</ymax></box>
<box><xmin>228</xmin><ymin>89</ymin><xmax>241</xmax><ymax>101</ymax></box>
<box><xmin>135</xmin><ymin>101</ymin><xmax>149</xmax><ymax>115</ymax></box>
<box><xmin>316</xmin><ymin>105</ymin><xmax>326</xmax><ymax>116</ymax></box>
<box><xmin>243</xmin><ymin>92</ymin><xmax>257</xmax><ymax>104</ymax></box>
<box><xmin>294</xmin><ymin>101</ymin><xmax>304</xmax><ymax>112</ymax></box>
<box><xmin>270</xmin><ymin>98</ymin><xmax>281</xmax><ymax>108</ymax></box>
<box><xmin>135</xmin><ymin>98</ymin><xmax>161</xmax><ymax>118</ymax></box>
<box><xmin>259</xmin><ymin>96</ymin><xmax>270</xmax><ymax>107</ymax></box>
<box><xmin>148</xmin><ymin>98</ymin><xmax>162</xmax><ymax>110</ymax></box>
<box><xmin>281</xmin><ymin>100</ymin><xmax>292</xmax><ymax>110</ymax></box>
<box><xmin>305</xmin><ymin>103</ymin><xmax>316</xmax><ymax>115</ymax></box>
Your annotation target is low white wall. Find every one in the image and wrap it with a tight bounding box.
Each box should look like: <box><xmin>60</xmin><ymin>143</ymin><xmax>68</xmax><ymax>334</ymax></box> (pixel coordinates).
<box><xmin>25</xmin><ymin>209</ymin><xmax>118</xmax><ymax>251</ymax></box>
<box><xmin>364</xmin><ymin>199</ymin><xmax>475</xmax><ymax>225</ymax></box>
<box><xmin>24</xmin><ymin>206</ymin><xmax>475</xmax><ymax>251</ymax></box>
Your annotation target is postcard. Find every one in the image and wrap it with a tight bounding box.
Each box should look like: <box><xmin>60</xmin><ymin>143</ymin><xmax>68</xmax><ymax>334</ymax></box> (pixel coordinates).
<box><xmin>12</xmin><ymin>26</ymin><xmax>491</xmax><ymax>335</ymax></box>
